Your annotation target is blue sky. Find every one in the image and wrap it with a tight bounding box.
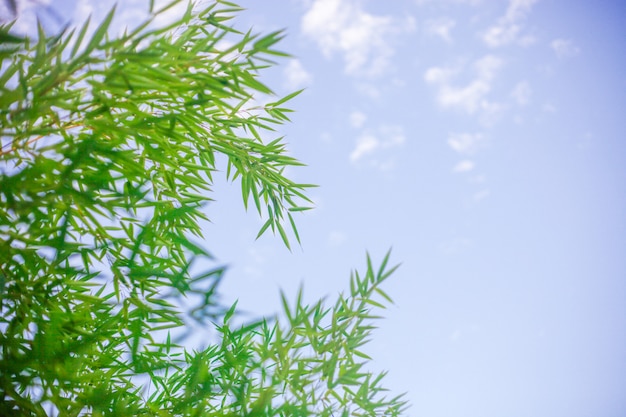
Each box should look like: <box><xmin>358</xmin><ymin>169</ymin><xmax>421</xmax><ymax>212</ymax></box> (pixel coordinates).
<box><xmin>12</xmin><ymin>0</ymin><xmax>626</xmax><ymax>415</ymax></box>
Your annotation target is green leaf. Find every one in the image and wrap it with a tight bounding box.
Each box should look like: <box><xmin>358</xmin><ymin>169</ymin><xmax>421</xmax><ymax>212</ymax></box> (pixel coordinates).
<box><xmin>280</xmin><ymin>290</ymin><xmax>292</xmax><ymax>324</ymax></box>
<box><xmin>267</xmin><ymin>89</ymin><xmax>304</xmax><ymax>107</ymax></box>
<box><xmin>287</xmin><ymin>206</ymin><xmax>313</xmax><ymax>212</ymax></box>
<box><xmin>70</xmin><ymin>16</ymin><xmax>91</xmax><ymax>58</ymax></box>
<box><xmin>0</xmin><ymin>2</ymin><xmax>405</xmax><ymax>415</ymax></box>
<box><xmin>364</xmin><ymin>298</ymin><xmax>386</xmax><ymax>309</ymax></box>
<box><xmin>255</xmin><ymin>218</ymin><xmax>273</xmax><ymax>240</ymax></box>
<box><xmin>276</xmin><ymin>221</ymin><xmax>291</xmax><ymax>250</ymax></box>
<box><xmin>253</xmin><ymin>30</ymin><xmax>285</xmax><ymax>51</ymax></box>
<box><xmin>0</xmin><ymin>28</ymin><xmax>24</xmax><ymax>44</ymax></box>
<box><xmin>83</xmin><ymin>5</ymin><xmax>116</xmax><ymax>54</ymax></box>
<box><xmin>224</xmin><ymin>301</ymin><xmax>238</xmax><ymax>323</ymax></box>
<box><xmin>287</xmin><ymin>212</ymin><xmax>301</xmax><ymax>246</ymax></box>
<box><xmin>374</xmin><ymin>287</ymin><xmax>394</xmax><ymax>305</ymax></box>
<box><xmin>353</xmin><ymin>349</ymin><xmax>372</xmax><ymax>360</ymax></box>
<box><xmin>239</xmin><ymin>70</ymin><xmax>274</xmax><ymax>94</ymax></box>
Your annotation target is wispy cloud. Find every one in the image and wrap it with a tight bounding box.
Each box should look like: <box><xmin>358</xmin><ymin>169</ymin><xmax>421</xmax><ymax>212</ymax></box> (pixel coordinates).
<box><xmin>425</xmin><ymin>17</ymin><xmax>456</xmax><ymax>43</ymax></box>
<box><xmin>11</xmin><ymin>0</ymin><xmax>57</xmax><ymax>34</ymax></box>
<box><xmin>241</xmin><ymin>245</ymin><xmax>274</xmax><ymax>280</ymax></box>
<box><xmin>73</xmin><ymin>1</ymin><xmax>187</xmax><ymax>39</ymax></box>
<box><xmin>453</xmin><ymin>160</ymin><xmax>475</xmax><ymax>173</ymax></box>
<box><xmin>424</xmin><ymin>55</ymin><xmax>504</xmax><ymax>118</ymax></box>
<box><xmin>301</xmin><ymin>0</ymin><xmax>415</xmax><ymax>77</ymax></box>
<box><xmin>482</xmin><ymin>0</ymin><xmax>538</xmax><ymax>47</ymax></box>
<box><xmin>354</xmin><ymin>83</ymin><xmax>382</xmax><ymax>99</ymax></box>
<box><xmin>416</xmin><ymin>0</ymin><xmax>483</xmax><ymax>5</ymax></box>
<box><xmin>283</xmin><ymin>59</ymin><xmax>312</xmax><ymax>90</ymax></box>
<box><xmin>551</xmin><ymin>39</ymin><xmax>580</xmax><ymax>58</ymax></box>
<box><xmin>380</xmin><ymin>125</ymin><xmax>406</xmax><ymax>147</ymax></box>
<box><xmin>350</xmin><ymin>125</ymin><xmax>406</xmax><ymax>165</ymax></box>
<box><xmin>511</xmin><ymin>80</ymin><xmax>532</xmax><ymax>105</ymax></box>
<box><xmin>473</xmin><ymin>189</ymin><xmax>490</xmax><ymax>202</ymax></box>
<box><xmin>447</xmin><ymin>132</ymin><xmax>485</xmax><ymax>154</ymax></box>
<box><xmin>350</xmin><ymin>134</ymin><xmax>379</xmax><ymax>162</ymax></box>
<box><xmin>349</xmin><ymin>111</ymin><xmax>367</xmax><ymax>129</ymax></box>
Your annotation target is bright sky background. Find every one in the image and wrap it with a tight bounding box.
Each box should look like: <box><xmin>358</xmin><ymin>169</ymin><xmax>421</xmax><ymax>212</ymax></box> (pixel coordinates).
<box><xmin>11</xmin><ymin>0</ymin><xmax>626</xmax><ymax>416</ymax></box>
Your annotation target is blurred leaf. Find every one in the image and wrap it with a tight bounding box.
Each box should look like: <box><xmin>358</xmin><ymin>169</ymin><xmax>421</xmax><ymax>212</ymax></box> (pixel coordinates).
<box><xmin>83</xmin><ymin>5</ymin><xmax>115</xmax><ymax>54</ymax></box>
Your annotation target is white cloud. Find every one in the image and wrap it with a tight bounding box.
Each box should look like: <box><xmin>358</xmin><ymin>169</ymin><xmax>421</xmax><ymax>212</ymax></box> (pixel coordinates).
<box><xmin>241</xmin><ymin>245</ymin><xmax>275</xmax><ymax>280</ymax></box>
<box><xmin>425</xmin><ymin>18</ymin><xmax>456</xmax><ymax>43</ymax></box>
<box><xmin>379</xmin><ymin>125</ymin><xmax>406</xmax><ymax>148</ymax></box>
<box><xmin>424</xmin><ymin>66</ymin><xmax>456</xmax><ymax>84</ymax></box>
<box><xmin>284</xmin><ymin>59</ymin><xmax>312</xmax><ymax>89</ymax></box>
<box><xmin>151</xmin><ymin>0</ymin><xmax>190</xmax><ymax>29</ymax></box>
<box><xmin>473</xmin><ymin>189</ymin><xmax>490</xmax><ymax>202</ymax></box>
<box><xmin>301</xmin><ymin>0</ymin><xmax>414</xmax><ymax>77</ymax></box>
<box><xmin>483</xmin><ymin>0</ymin><xmax>538</xmax><ymax>47</ymax></box>
<box><xmin>350</xmin><ymin>125</ymin><xmax>406</xmax><ymax>164</ymax></box>
<box><xmin>416</xmin><ymin>0</ymin><xmax>483</xmax><ymax>5</ymax></box>
<box><xmin>453</xmin><ymin>160</ymin><xmax>475</xmax><ymax>173</ymax></box>
<box><xmin>44</xmin><ymin>0</ymin><xmax>191</xmax><ymax>52</ymax></box>
<box><xmin>350</xmin><ymin>134</ymin><xmax>379</xmax><ymax>162</ymax></box>
<box><xmin>439</xmin><ymin>80</ymin><xmax>491</xmax><ymax>112</ymax></box>
<box><xmin>355</xmin><ymin>82</ymin><xmax>382</xmax><ymax>98</ymax></box>
<box><xmin>475</xmin><ymin>54</ymin><xmax>503</xmax><ymax>79</ymax></box>
<box><xmin>349</xmin><ymin>111</ymin><xmax>367</xmax><ymax>128</ymax></box>
<box><xmin>11</xmin><ymin>0</ymin><xmax>55</xmax><ymax>34</ymax></box>
<box><xmin>511</xmin><ymin>81</ymin><xmax>532</xmax><ymax>105</ymax></box>
<box><xmin>483</xmin><ymin>24</ymin><xmax>522</xmax><ymax>48</ymax></box>
<box><xmin>425</xmin><ymin>55</ymin><xmax>503</xmax><ymax>116</ymax></box>
<box><xmin>505</xmin><ymin>0</ymin><xmax>538</xmax><ymax>21</ymax></box>
<box><xmin>74</xmin><ymin>1</ymin><xmax>176</xmax><ymax>37</ymax></box>
<box><xmin>447</xmin><ymin>132</ymin><xmax>484</xmax><ymax>154</ymax></box>
<box><xmin>551</xmin><ymin>39</ymin><xmax>580</xmax><ymax>58</ymax></box>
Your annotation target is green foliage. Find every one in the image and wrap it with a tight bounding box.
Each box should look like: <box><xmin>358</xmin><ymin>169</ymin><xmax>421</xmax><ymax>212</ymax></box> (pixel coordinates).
<box><xmin>0</xmin><ymin>1</ymin><xmax>406</xmax><ymax>415</ymax></box>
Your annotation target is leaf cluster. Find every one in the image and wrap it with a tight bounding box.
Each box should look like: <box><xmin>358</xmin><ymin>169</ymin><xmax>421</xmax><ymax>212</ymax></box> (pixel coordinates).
<box><xmin>0</xmin><ymin>1</ymin><xmax>406</xmax><ymax>416</ymax></box>
<box><xmin>144</xmin><ymin>251</ymin><xmax>407</xmax><ymax>417</ymax></box>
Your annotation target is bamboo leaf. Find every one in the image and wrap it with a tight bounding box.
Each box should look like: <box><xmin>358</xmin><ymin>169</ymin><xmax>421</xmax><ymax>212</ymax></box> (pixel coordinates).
<box><xmin>70</xmin><ymin>15</ymin><xmax>91</xmax><ymax>58</ymax></box>
<box><xmin>267</xmin><ymin>89</ymin><xmax>304</xmax><ymax>107</ymax></box>
<box><xmin>276</xmin><ymin>220</ymin><xmax>291</xmax><ymax>250</ymax></box>
<box><xmin>83</xmin><ymin>5</ymin><xmax>116</xmax><ymax>54</ymax></box>
<box><xmin>255</xmin><ymin>218</ymin><xmax>273</xmax><ymax>240</ymax></box>
<box><xmin>287</xmin><ymin>212</ymin><xmax>301</xmax><ymax>246</ymax></box>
